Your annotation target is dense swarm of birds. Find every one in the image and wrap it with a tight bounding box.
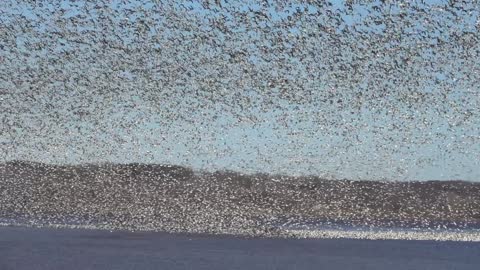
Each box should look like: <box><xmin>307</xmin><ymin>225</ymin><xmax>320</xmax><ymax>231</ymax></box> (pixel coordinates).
<box><xmin>1</xmin><ymin>161</ymin><xmax>480</xmax><ymax>237</ymax></box>
<box><xmin>1</xmin><ymin>0</ymin><xmax>480</xmax><ymax>179</ymax></box>
<box><xmin>0</xmin><ymin>0</ymin><xmax>480</xmax><ymax>236</ymax></box>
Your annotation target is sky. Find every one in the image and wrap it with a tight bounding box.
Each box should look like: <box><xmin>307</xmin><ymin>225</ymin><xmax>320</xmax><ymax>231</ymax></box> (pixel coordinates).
<box><xmin>1</xmin><ymin>0</ymin><xmax>479</xmax><ymax>181</ymax></box>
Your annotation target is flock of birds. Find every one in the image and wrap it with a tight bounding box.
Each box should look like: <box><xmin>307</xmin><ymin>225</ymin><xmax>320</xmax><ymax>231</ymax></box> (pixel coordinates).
<box><xmin>1</xmin><ymin>160</ymin><xmax>480</xmax><ymax>240</ymax></box>
<box><xmin>1</xmin><ymin>0</ymin><xmax>479</xmax><ymax>179</ymax></box>
<box><xmin>0</xmin><ymin>0</ymin><xmax>480</xmax><ymax>236</ymax></box>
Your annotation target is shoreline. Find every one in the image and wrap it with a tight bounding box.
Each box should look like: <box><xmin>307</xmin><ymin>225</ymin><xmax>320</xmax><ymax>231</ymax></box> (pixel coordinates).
<box><xmin>2</xmin><ymin>220</ymin><xmax>480</xmax><ymax>242</ymax></box>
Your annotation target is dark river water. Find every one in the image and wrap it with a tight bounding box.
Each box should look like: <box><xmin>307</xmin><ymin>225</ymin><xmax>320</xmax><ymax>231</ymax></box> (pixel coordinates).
<box><xmin>1</xmin><ymin>226</ymin><xmax>480</xmax><ymax>270</ymax></box>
